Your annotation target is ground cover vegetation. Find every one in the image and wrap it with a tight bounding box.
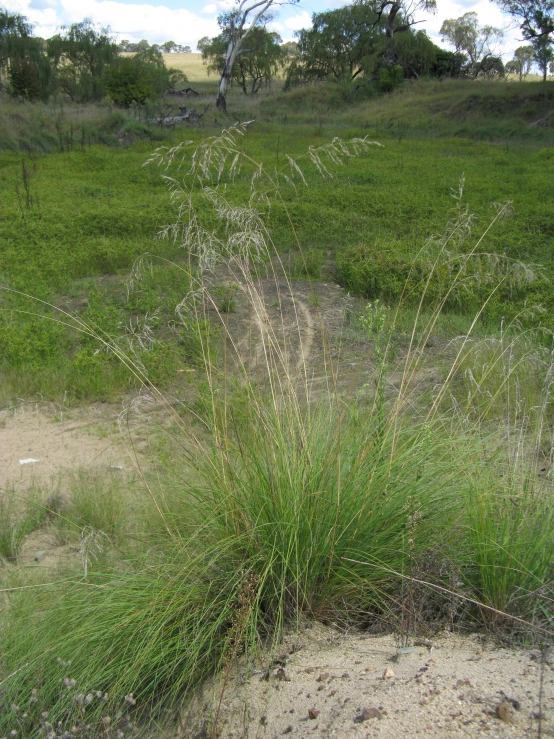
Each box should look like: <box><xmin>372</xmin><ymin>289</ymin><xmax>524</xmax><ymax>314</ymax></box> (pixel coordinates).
<box><xmin>0</xmin><ymin>103</ymin><xmax>553</xmax><ymax>403</ymax></box>
<box><xmin>0</xmin><ymin>2</ymin><xmax>554</xmax><ymax>735</ymax></box>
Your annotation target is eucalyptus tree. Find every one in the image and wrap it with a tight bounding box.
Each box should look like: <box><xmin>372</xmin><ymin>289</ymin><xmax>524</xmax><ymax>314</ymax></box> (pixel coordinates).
<box><xmin>440</xmin><ymin>12</ymin><xmax>504</xmax><ymax>77</ymax></box>
<box><xmin>495</xmin><ymin>0</ymin><xmax>553</xmax><ymax>42</ymax></box>
<box><xmin>366</xmin><ymin>0</ymin><xmax>437</xmax><ymax>39</ymax></box>
<box><xmin>505</xmin><ymin>45</ymin><xmax>535</xmax><ymax>79</ymax></box>
<box><xmin>494</xmin><ymin>0</ymin><xmax>553</xmax><ymax>80</ymax></box>
<box><xmin>214</xmin><ymin>0</ymin><xmax>298</xmax><ymax>113</ymax></box>
<box><xmin>286</xmin><ymin>0</ymin><xmax>441</xmax><ymax>89</ymax></box>
<box><xmin>203</xmin><ymin>26</ymin><xmax>286</xmax><ymax>94</ymax></box>
<box><xmin>533</xmin><ymin>33</ymin><xmax>554</xmax><ymax>78</ymax></box>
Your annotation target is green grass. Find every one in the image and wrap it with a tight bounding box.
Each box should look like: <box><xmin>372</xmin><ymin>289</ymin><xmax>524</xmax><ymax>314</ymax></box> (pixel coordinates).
<box><xmin>0</xmin><ymin>97</ymin><xmax>178</xmax><ymax>153</ymax></box>
<box><xmin>1</xmin><ymin>104</ymin><xmax>553</xmax><ymax>404</ymax></box>
<box><xmin>260</xmin><ymin>78</ymin><xmax>554</xmax><ymax>142</ymax></box>
<box><xmin>0</xmin><ymin>484</ymin><xmax>46</xmax><ymax>562</ymax></box>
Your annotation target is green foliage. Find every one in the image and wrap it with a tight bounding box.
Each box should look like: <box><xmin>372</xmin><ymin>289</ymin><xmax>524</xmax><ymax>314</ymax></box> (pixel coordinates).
<box><xmin>61</xmin><ymin>469</ymin><xmax>131</xmax><ymax>541</ymax></box>
<box><xmin>286</xmin><ymin>4</ymin><xmax>385</xmax><ymax>86</ymax></box>
<box><xmin>0</xmin><ymin>402</ymin><xmax>474</xmax><ymax>727</ymax></box>
<box><xmin>0</xmin><ymin>8</ymin><xmax>35</xmax><ymax>72</ymax></box>
<box><xmin>0</xmin><ymin>315</ymin><xmax>69</xmax><ymax>370</ymax></box>
<box><xmin>286</xmin><ymin>6</ymin><xmax>467</xmax><ymax>93</ymax></box>
<box><xmin>336</xmin><ymin>204</ymin><xmax>542</xmax><ymax>322</ymax></box>
<box><xmin>0</xmin><ymin>8</ymin><xmax>53</xmax><ymax>100</ymax></box>
<box><xmin>2</xmin><ymin>123</ymin><xmax>554</xmax><ymax>736</ymax></box>
<box><xmin>389</xmin><ymin>30</ymin><xmax>438</xmax><ymax>78</ymax></box>
<box><xmin>102</xmin><ymin>56</ymin><xmax>157</xmax><ymax>106</ymax></box>
<box><xmin>103</xmin><ymin>48</ymin><xmax>188</xmax><ymax>106</ymax></box>
<box><xmin>506</xmin><ymin>45</ymin><xmax>535</xmax><ymax>80</ymax></box>
<box><xmin>495</xmin><ymin>0</ymin><xmax>554</xmax><ymax>62</ymax></box>
<box><xmin>0</xmin><ymin>85</ymin><xmax>553</xmax><ymax>407</ymax></box>
<box><xmin>430</xmin><ymin>48</ymin><xmax>467</xmax><ymax>77</ymax></box>
<box><xmin>532</xmin><ymin>32</ymin><xmax>554</xmax><ymax>80</ymax></box>
<box><xmin>0</xmin><ymin>494</ymin><xmax>43</xmax><ymax>562</ymax></box>
<box><xmin>8</xmin><ymin>56</ymin><xmax>53</xmax><ymax>101</ymax></box>
<box><xmin>203</xmin><ymin>26</ymin><xmax>285</xmax><ymax>94</ymax></box>
<box><xmin>214</xmin><ymin>283</ymin><xmax>238</xmax><ymax>312</ymax></box>
<box><xmin>463</xmin><ymin>472</ymin><xmax>554</xmax><ymax>624</ymax></box>
<box><xmin>289</xmin><ymin>249</ymin><xmax>323</xmax><ymax>279</ymax></box>
<box><xmin>1</xmin><ymin>377</ymin><xmax>553</xmax><ymax>729</ymax></box>
<box><xmin>378</xmin><ymin>64</ymin><xmax>404</xmax><ymax>92</ymax></box>
<box><xmin>440</xmin><ymin>12</ymin><xmax>505</xmax><ymax>79</ymax></box>
<box><xmin>102</xmin><ymin>51</ymin><xmax>180</xmax><ymax>107</ymax></box>
<box><xmin>47</xmin><ymin>19</ymin><xmax>118</xmax><ymax>102</ymax></box>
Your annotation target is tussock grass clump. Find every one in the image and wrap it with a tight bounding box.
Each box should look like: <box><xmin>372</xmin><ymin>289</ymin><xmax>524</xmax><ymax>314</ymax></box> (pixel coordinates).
<box><xmin>0</xmin><ymin>123</ymin><xmax>553</xmax><ymax>736</ymax></box>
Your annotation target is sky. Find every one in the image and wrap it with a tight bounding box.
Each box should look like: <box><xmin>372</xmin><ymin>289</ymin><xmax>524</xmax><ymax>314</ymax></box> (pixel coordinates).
<box><xmin>5</xmin><ymin>0</ymin><xmax>526</xmax><ymax>58</ymax></box>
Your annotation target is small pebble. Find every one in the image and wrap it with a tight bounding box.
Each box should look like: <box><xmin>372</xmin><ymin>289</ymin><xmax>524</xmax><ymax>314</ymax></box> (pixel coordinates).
<box><xmin>355</xmin><ymin>707</ymin><xmax>383</xmax><ymax>722</ymax></box>
<box><xmin>496</xmin><ymin>701</ymin><xmax>514</xmax><ymax>724</ymax></box>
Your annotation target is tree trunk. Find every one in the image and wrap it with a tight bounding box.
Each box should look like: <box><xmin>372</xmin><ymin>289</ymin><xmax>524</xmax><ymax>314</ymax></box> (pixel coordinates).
<box><xmin>385</xmin><ymin>2</ymin><xmax>401</xmax><ymax>38</ymax></box>
<box><xmin>216</xmin><ymin>71</ymin><xmax>230</xmax><ymax>113</ymax></box>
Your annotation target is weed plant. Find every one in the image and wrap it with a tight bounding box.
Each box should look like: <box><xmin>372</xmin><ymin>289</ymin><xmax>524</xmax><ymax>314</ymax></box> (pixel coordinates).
<box><xmin>0</xmin><ymin>123</ymin><xmax>553</xmax><ymax>737</ymax></box>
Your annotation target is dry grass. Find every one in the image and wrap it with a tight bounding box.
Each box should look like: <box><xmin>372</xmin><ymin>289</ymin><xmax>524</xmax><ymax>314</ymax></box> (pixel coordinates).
<box><xmin>162</xmin><ymin>52</ymin><xmax>212</xmax><ymax>83</ymax></box>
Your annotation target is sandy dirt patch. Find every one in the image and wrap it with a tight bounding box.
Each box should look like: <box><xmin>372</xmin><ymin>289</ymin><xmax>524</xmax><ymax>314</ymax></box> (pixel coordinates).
<box><xmin>182</xmin><ymin>625</ymin><xmax>553</xmax><ymax>739</ymax></box>
<box><xmin>0</xmin><ymin>402</ymin><xmax>142</xmax><ymax>492</ymax></box>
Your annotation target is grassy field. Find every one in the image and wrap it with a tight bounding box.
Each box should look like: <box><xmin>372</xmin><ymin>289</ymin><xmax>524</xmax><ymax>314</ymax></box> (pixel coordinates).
<box><xmin>0</xmin><ymin>79</ymin><xmax>553</xmax><ymax>736</ymax></box>
<box><xmin>161</xmin><ymin>51</ymin><xmax>212</xmax><ymax>84</ymax></box>
<box><xmin>0</xmin><ymin>96</ymin><xmax>552</xmax><ymax>403</ymax></box>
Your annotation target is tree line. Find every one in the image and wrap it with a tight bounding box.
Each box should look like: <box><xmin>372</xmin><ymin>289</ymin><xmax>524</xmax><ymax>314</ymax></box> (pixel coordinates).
<box><xmin>1</xmin><ymin>0</ymin><xmax>552</xmax><ymax>112</ymax></box>
<box><xmin>198</xmin><ymin>4</ymin><xmax>552</xmax><ymax>108</ymax></box>
<box><xmin>0</xmin><ymin>12</ymin><xmax>188</xmax><ymax>104</ymax></box>
<box><xmin>118</xmin><ymin>39</ymin><xmax>191</xmax><ymax>54</ymax></box>
<box><xmin>204</xmin><ymin>0</ymin><xmax>553</xmax><ymax>112</ymax></box>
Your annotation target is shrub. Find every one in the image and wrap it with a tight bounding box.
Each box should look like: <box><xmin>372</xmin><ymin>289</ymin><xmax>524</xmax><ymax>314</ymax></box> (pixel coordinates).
<box><xmin>377</xmin><ymin>64</ymin><xmax>404</xmax><ymax>93</ymax></box>
<box><xmin>102</xmin><ymin>49</ymin><xmax>188</xmax><ymax>107</ymax></box>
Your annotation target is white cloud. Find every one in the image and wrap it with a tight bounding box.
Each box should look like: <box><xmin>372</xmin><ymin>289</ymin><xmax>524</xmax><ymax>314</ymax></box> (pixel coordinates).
<box><xmin>5</xmin><ymin>0</ymin><xmax>525</xmax><ymax>58</ymax></box>
<box><xmin>283</xmin><ymin>10</ymin><xmax>312</xmax><ymax>32</ymax></box>
<box><xmin>268</xmin><ymin>19</ymin><xmax>284</xmax><ymax>33</ymax></box>
<box><xmin>202</xmin><ymin>0</ymin><xmax>230</xmax><ymax>11</ymax></box>
<box><xmin>7</xmin><ymin>0</ymin><xmax>220</xmax><ymax>46</ymax></box>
